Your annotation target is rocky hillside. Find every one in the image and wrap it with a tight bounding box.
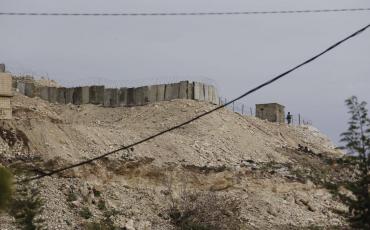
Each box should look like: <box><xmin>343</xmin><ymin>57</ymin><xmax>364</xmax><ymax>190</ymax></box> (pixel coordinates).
<box><xmin>0</xmin><ymin>93</ymin><xmax>349</xmax><ymax>229</ymax></box>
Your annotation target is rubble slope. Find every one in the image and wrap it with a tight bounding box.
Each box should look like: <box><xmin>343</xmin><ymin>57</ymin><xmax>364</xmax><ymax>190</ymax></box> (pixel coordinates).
<box><xmin>0</xmin><ymin>94</ymin><xmax>347</xmax><ymax>229</ymax></box>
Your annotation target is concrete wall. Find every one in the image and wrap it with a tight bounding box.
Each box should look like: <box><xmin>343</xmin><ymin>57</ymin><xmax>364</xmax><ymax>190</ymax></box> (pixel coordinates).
<box><xmin>14</xmin><ymin>80</ymin><xmax>220</xmax><ymax>107</ymax></box>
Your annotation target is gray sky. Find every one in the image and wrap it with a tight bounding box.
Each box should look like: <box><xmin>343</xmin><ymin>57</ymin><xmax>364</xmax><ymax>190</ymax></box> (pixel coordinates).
<box><xmin>1</xmin><ymin>0</ymin><xmax>370</xmax><ymax>145</ymax></box>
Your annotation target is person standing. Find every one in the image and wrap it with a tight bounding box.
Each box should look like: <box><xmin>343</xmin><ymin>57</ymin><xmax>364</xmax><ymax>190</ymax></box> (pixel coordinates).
<box><xmin>286</xmin><ymin>112</ymin><xmax>292</xmax><ymax>124</ymax></box>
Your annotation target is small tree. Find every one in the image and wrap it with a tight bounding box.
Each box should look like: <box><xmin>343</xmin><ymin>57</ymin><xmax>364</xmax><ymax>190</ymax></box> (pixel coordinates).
<box><xmin>340</xmin><ymin>96</ymin><xmax>370</xmax><ymax>228</ymax></box>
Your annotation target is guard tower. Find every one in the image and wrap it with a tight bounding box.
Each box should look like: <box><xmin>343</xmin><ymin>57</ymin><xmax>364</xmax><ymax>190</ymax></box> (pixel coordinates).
<box><xmin>0</xmin><ymin>64</ymin><xmax>13</xmax><ymax>119</ymax></box>
<box><xmin>255</xmin><ymin>103</ymin><xmax>285</xmax><ymax>123</ymax></box>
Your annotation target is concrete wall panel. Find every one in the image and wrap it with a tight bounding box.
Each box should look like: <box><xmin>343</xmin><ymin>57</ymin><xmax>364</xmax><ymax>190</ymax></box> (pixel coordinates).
<box><xmin>212</xmin><ymin>86</ymin><xmax>219</xmax><ymax>105</ymax></box>
<box><xmin>134</xmin><ymin>86</ymin><xmax>149</xmax><ymax>106</ymax></box>
<box><xmin>204</xmin><ymin>84</ymin><xmax>209</xmax><ymax>102</ymax></box>
<box><xmin>57</xmin><ymin>87</ymin><xmax>66</xmax><ymax>104</ymax></box>
<box><xmin>127</xmin><ymin>88</ymin><xmax>135</xmax><ymax>106</ymax></box>
<box><xmin>118</xmin><ymin>87</ymin><xmax>128</xmax><ymax>106</ymax></box>
<box><xmin>25</xmin><ymin>83</ymin><xmax>35</xmax><ymax>97</ymax></box>
<box><xmin>156</xmin><ymin>84</ymin><xmax>165</xmax><ymax>101</ymax></box>
<box><xmin>81</xmin><ymin>86</ymin><xmax>90</xmax><ymax>104</ymax></box>
<box><xmin>65</xmin><ymin>88</ymin><xmax>74</xmax><ymax>104</ymax></box>
<box><xmin>89</xmin><ymin>86</ymin><xmax>104</xmax><ymax>105</ymax></box>
<box><xmin>148</xmin><ymin>85</ymin><xmax>157</xmax><ymax>103</ymax></box>
<box><xmin>187</xmin><ymin>82</ymin><xmax>194</xmax><ymax>99</ymax></box>
<box><xmin>179</xmin><ymin>81</ymin><xmax>188</xmax><ymax>99</ymax></box>
<box><xmin>207</xmin><ymin>85</ymin><xmax>214</xmax><ymax>102</ymax></box>
<box><xmin>39</xmin><ymin>87</ymin><xmax>49</xmax><ymax>101</ymax></box>
<box><xmin>104</xmin><ymin>88</ymin><xmax>119</xmax><ymax>107</ymax></box>
<box><xmin>165</xmin><ymin>83</ymin><xmax>179</xmax><ymax>101</ymax></box>
<box><xmin>17</xmin><ymin>82</ymin><xmax>26</xmax><ymax>95</ymax></box>
<box><xmin>48</xmin><ymin>87</ymin><xmax>58</xmax><ymax>103</ymax></box>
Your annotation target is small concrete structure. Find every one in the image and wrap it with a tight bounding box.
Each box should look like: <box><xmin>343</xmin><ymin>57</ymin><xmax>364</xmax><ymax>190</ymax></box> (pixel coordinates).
<box><xmin>0</xmin><ymin>71</ymin><xmax>13</xmax><ymax>119</ymax></box>
<box><xmin>0</xmin><ymin>73</ymin><xmax>13</xmax><ymax>97</ymax></box>
<box><xmin>255</xmin><ymin>103</ymin><xmax>285</xmax><ymax>123</ymax></box>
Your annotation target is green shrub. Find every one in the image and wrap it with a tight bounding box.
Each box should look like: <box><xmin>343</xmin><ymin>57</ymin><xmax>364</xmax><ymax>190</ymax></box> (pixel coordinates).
<box><xmin>9</xmin><ymin>185</ymin><xmax>44</xmax><ymax>230</ymax></box>
<box><xmin>80</xmin><ymin>207</ymin><xmax>93</xmax><ymax>219</ymax></box>
<box><xmin>0</xmin><ymin>166</ymin><xmax>13</xmax><ymax>210</ymax></box>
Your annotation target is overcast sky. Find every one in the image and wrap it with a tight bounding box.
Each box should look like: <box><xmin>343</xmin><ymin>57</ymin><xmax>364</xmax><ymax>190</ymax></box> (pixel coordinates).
<box><xmin>1</xmin><ymin>0</ymin><xmax>369</xmax><ymax>145</ymax></box>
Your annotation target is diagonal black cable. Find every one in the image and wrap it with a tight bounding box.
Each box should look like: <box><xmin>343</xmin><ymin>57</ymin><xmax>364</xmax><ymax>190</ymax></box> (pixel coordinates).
<box><xmin>19</xmin><ymin>23</ymin><xmax>370</xmax><ymax>183</ymax></box>
<box><xmin>0</xmin><ymin>8</ymin><xmax>370</xmax><ymax>17</ymax></box>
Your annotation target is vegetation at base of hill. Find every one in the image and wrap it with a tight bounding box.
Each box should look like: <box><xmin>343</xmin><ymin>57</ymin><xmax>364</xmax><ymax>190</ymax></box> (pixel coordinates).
<box><xmin>337</xmin><ymin>96</ymin><xmax>370</xmax><ymax>228</ymax></box>
<box><xmin>164</xmin><ymin>180</ymin><xmax>241</xmax><ymax>230</ymax></box>
<box><xmin>0</xmin><ymin>166</ymin><xmax>13</xmax><ymax>210</ymax></box>
<box><xmin>8</xmin><ymin>184</ymin><xmax>44</xmax><ymax>230</ymax></box>
<box><xmin>1</xmin><ymin>163</ymin><xmax>44</xmax><ymax>230</ymax></box>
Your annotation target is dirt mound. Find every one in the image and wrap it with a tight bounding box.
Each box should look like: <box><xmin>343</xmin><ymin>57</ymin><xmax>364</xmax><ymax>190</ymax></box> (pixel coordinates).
<box><xmin>0</xmin><ymin>94</ymin><xmax>347</xmax><ymax>229</ymax></box>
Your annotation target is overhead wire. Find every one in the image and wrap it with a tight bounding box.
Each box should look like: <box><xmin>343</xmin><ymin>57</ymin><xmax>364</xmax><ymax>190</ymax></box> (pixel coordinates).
<box><xmin>18</xmin><ymin>23</ymin><xmax>370</xmax><ymax>183</ymax></box>
<box><xmin>1</xmin><ymin>8</ymin><xmax>370</xmax><ymax>17</ymax></box>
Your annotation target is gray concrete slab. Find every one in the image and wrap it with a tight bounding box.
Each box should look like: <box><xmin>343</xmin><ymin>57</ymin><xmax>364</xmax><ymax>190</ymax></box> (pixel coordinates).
<box><xmin>89</xmin><ymin>85</ymin><xmax>104</xmax><ymax>105</ymax></box>
<box><xmin>213</xmin><ymin>86</ymin><xmax>219</xmax><ymax>105</ymax></box>
<box><xmin>148</xmin><ymin>85</ymin><xmax>157</xmax><ymax>103</ymax></box>
<box><xmin>39</xmin><ymin>87</ymin><xmax>49</xmax><ymax>101</ymax></box>
<box><xmin>104</xmin><ymin>88</ymin><xmax>119</xmax><ymax>107</ymax></box>
<box><xmin>48</xmin><ymin>87</ymin><xmax>58</xmax><ymax>103</ymax></box>
<box><xmin>81</xmin><ymin>86</ymin><xmax>90</xmax><ymax>104</ymax></box>
<box><xmin>204</xmin><ymin>84</ymin><xmax>209</xmax><ymax>102</ymax></box>
<box><xmin>25</xmin><ymin>83</ymin><xmax>35</xmax><ymax>97</ymax></box>
<box><xmin>164</xmin><ymin>83</ymin><xmax>180</xmax><ymax>101</ymax></box>
<box><xmin>134</xmin><ymin>86</ymin><xmax>149</xmax><ymax>106</ymax></box>
<box><xmin>193</xmin><ymin>82</ymin><xmax>200</xmax><ymax>100</ymax></box>
<box><xmin>179</xmin><ymin>81</ymin><xmax>188</xmax><ymax>99</ymax></box>
<box><xmin>17</xmin><ymin>82</ymin><xmax>26</xmax><ymax>95</ymax></box>
<box><xmin>187</xmin><ymin>82</ymin><xmax>194</xmax><ymax>99</ymax></box>
<box><xmin>73</xmin><ymin>87</ymin><xmax>83</xmax><ymax>105</ymax></box>
<box><xmin>118</xmin><ymin>87</ymin><xmax>128</xmax><ymax>106</ymax></box>
<box><xmin>57</xmin><ymin>87</ymin><xmax>66</xmax><ymax>104</ymax></box>
<box><xmin>156</xmin><ymin>84</ymin><xmax>165</xmax><ymax>101</ymax></box>
<box><xmin>207</xmin><ymin>85</ymin><xmax>214</xmax><ymax>103</ymax></box>
<box><xmin>65</xmin><ymin>88</ymin><xmax>74</xmax><ymax>104</ymax></box>
<box><xmin>127</xmin><ymin>87</ymin><xmax>135</xmax><ymax>106</ymax></box>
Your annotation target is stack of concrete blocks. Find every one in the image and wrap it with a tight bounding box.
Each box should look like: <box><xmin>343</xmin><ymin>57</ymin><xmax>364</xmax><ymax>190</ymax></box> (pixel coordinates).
<box><xmin>0</xmin><ymin>65</ymin><xmax>13</xmax><ymax>119</ymax></box>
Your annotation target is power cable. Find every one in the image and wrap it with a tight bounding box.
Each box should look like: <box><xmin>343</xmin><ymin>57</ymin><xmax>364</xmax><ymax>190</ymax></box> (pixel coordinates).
<box><xmin>19</xmin><ymin>23</ymin><xmax>370</xmax><ymax>183</ymax></box>
<box><xmin>1</xmin><ymin>8</ymin><xmax>370</xmax><ymax>17</ymax></box>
